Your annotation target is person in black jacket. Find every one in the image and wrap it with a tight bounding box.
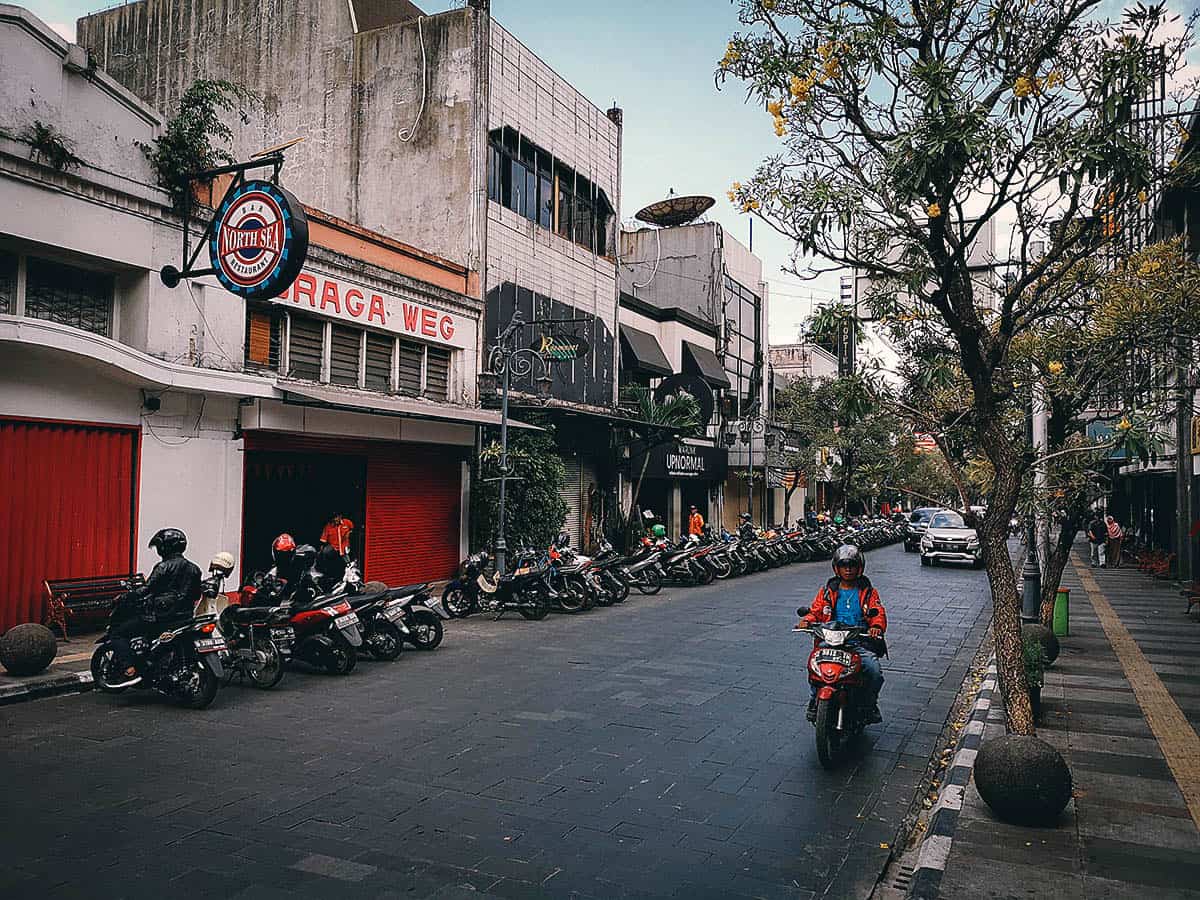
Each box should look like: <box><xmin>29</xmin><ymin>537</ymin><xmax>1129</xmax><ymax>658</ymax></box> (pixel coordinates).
<box><xmin>108</xmin><ymin>527</ymin><xmax>202</xmax><ymax>685</ymax></box>
<box><xmin>1087</xmin><ymin>512</ymin><xmax>1108</xmax><ymax>568</ymax></box>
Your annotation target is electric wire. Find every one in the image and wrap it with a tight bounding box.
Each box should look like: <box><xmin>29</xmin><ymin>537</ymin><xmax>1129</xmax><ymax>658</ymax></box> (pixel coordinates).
<box><xmin>397</xmin><ymin>16</ymin><xmax>427</xmax><ymax>143</ymax></box>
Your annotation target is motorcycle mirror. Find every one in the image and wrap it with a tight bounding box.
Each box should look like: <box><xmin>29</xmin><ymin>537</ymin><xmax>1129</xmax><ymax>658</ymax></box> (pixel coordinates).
<box><xmin>796</xmin><ymin>606</ymin><xmax>809</xmax><ymax>617</ymax></box>
<box><xmin>868</xmin><ymin>608</ymin><xmax>881</xmax><ymax>617</ymax></box>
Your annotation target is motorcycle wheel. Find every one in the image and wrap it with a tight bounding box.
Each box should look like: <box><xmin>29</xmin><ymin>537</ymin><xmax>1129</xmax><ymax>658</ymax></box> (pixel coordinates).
<box><xmin>89</xmin><ymin>646</ymin><xmax>131</xmax><ymax>694</ymax></box>
<box><xmin>325</xmin><ymin>639</ymin><xmax>358</xmax><ymax>674</ymax></box>
<box><xmin>518</xmin><ymin>592</ymin><xmax>549</xmax><ymax>621</ymax></box>
<box><xmin>711</xmin><ymin>558</ymin><xmax>734</xmax><ymax>579</ymax></box>
<box><xmin>181</xmin><ymin>661</ymin><xmax>220</xmax><ymax>710</ymax></box>
<box><xmin>634</xmin><ymin>569</ymin><xmax>662</xmax><ymax>595</ymax></box>
<box><xmin>556</xmin><ymin>581</ymin><xmax>588</xmax><ymax>613</ymax></box>
<box><xmin>606</xmin><ymin>574</ymin><xmax>630</xmax><ymax>603</ymax></box>
<box><xmin>247</xmin><ymin>637</ymin><xmax>285</xmax><ymax>689</ymax></box>
<box><xmin>814</xmin><ymin>697</ymin><xmax>844</xmax><ymax>770</ymax></box>
<box><xmin>406</xmin><ymin>610</ymin><xmax>444</xmax><ymax>649</ymax></box>
<box><xmin>366</xmin><ymin>622</ymin><xmax>403</xmax><ymax>661</ymax></box>
<box><xmin>442</xmin><ymin>586</ymin><xmax>473</xmax><ymax>619</ymax></box>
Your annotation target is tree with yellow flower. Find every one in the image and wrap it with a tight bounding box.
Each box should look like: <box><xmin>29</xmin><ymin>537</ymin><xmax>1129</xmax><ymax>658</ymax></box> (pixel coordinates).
<box><xmin>717</xmin><ymin>0</ymin><xmax>1196</xmax><ymax>738</ymax></box>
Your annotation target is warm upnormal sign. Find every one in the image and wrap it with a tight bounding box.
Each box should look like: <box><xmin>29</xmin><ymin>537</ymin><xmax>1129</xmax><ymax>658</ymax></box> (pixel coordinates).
<box><xmin>273</xmin><ymin>270</ymin><xmax>473</xmax><ymax>350</ymax></box>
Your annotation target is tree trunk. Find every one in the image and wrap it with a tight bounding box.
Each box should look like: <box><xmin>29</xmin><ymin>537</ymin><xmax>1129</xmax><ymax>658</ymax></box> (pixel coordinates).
<box><xmin>783</xmin><ymin>481</ymin><xmax>799</xmax><ymax>525</ymax></box>
<box><xmin>977</xmin><ymin>433</ymin><xmax>1036</xmax><ymax>736</ymax></box>
<box><xmin>1038</xmin><ymin>513</ymin><xmax>1084</xmax><ymax>626</ymax></box>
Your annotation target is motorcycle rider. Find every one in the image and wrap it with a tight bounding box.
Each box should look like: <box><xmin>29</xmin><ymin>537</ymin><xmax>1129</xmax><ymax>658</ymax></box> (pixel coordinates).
<box><xmin>796</xmin><ymin>544</ymin><xmax>887</xmax><ymax>724</ymax></box>
<box><xmin>738</xmin><ymin>512</ymin><xmax>757</xmax><ymax>542</ymax></box>
<box><xmin>108</xmin><ymin>528</ymin><xmax>202</xmax><ymax>686</ymax></box>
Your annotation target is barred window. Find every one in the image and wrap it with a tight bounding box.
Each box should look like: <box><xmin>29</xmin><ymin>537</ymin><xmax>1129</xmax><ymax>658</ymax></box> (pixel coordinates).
<box><xmin>288</xmin><ymin>315</ymin><xmax>324</xmax><ymax>381</ymax></box>
<box><xmin>0</xmin><ymin>250</ymin><xmax>15</xmax><ymax>315</ymax></box>
<box><xmin>364</xmin><ymin>332</ymin><xmax>393</xmax><ymax>391</ymax></box>
<box><xmin>25</xmin><ymin>257</ymin><xmax>112</xmax><ymax>336</ymax></box>
<box><xmin>398</xmin><ymin>339</ymin><xmax>423</xmax><ymax>395</ymax></box>
<box><xmin>329</xmin><ymin>324</ymin><xmax>361</xmax><ymax>386</ymax></box>
<box><xmin>425</xmin><ymin>346</ymin><xmax>450</xmax><ymax>400</ymax></box>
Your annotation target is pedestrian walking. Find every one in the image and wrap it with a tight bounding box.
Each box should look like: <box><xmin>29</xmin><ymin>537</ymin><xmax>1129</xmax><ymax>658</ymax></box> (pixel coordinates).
<box><xmin>1087</xmin><ymin>511</ymin><xmax>1107</xmax><ymax>567</ymax></box>
<box><xmin>1105</xmin><ymin>515</ymin><xmax>1124</xmax><ymax>569</ymax></box>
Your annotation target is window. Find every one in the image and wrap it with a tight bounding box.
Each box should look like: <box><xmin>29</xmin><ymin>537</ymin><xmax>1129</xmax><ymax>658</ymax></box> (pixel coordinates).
<box><xmin>244</xmin><ymin>305</ymin><xmax>283</xmax><ymax>369</ymax></box>
<box><xmin>25</xmin><ymin>257</ymin><xmax>113</xmax><ymax>336</ymax></box>
<box><xmin>329</xmin><ymin>324</ymin><xmax>360</xmax><ymax>386</ymax></box>
<box><xmin>722</xmin><ymin>275</ymin><xmax>762</xmax><ymax>410</ymax></box>
<box><xmin>425</xmin><ymin>346</ymin><xmax>450</xmax><ymax>400</ymax></box>
<box><xmin>364</xmin><ymin>332</ymin><xmax>393</xmax><ymax>391</ymax></box>
<box><xmin>288</xmin><ymin>315</ymin><xmax>324</xmax><ymax>381</ymax></box>
<box><xmin>398</xmin><ymin>339</ymin><xmax>423</xmax><ymax>395</ymax></box>
<box><xmin>0</xmin><ymin>250</ymin><xmax>15</xmax><ymax>315</ymax></box>
<box><xmin>488</xmin><ymin>127</ymin><xmax>611</xmax><ymax>256</ymax></box>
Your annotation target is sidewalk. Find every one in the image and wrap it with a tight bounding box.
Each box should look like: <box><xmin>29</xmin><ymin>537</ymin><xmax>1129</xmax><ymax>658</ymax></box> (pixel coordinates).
<box><xmin>932</xmin><ymin>548</ymin><xmax>1200</xmax><ymax>899</ymax></box>
<box><xmin>0</xmin><ymin>638</ymin><xmax>95</xmax><ymax>706</ymax></box>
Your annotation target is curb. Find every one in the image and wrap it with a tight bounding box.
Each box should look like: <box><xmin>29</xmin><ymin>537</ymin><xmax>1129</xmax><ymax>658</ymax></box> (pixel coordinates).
<box><xmin>0</xmin><ymin>669</ymin><xmax>93</xmax><ymax>706</ymax></box>
<box><xmin>907</xmin><ymin>658</ymin><xmax>997</xmax><ymax>900</ymax></box>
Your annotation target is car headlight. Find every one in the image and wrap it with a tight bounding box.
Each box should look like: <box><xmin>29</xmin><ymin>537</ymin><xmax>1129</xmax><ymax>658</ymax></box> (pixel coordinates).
<box><xmin>920</xmin><ymin>536</ymin><xmax>932</xmax><ymax>549</ymax></box>
<box><xmin>968</xmin><ymin>537</ymin><xmax>980</xmax><ymax>549</ymax></box>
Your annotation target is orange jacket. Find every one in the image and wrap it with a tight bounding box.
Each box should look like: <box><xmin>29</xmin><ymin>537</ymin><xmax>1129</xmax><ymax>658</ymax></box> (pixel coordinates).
<box><xmin>688</xmin><ymin>512</ymin><xmax>705</xmax><ymax>535</ymax></box>
<box><xmin>801</xmin><ymin>576</ymin><xmax>888</xmax><ymax>633</ymax></box>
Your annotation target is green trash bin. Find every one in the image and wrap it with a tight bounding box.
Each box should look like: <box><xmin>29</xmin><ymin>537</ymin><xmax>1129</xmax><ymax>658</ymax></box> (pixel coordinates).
<box><xmin>1053</xmin><ymin>588</ymin><xmax>1070</xmax><ymax>637</ymax></box>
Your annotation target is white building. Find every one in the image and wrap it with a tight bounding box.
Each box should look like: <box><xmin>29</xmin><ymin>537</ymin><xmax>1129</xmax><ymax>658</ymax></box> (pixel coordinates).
<box><xmin>0</xmin><ymin>6</ymin><xmax>508</xmax><ymax>632</ymax></box>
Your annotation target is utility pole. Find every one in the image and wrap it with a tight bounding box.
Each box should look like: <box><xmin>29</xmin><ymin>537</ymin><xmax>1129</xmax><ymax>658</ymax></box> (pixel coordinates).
<box><xmin>1175</xmin><ymin>331</ymin><xmax>1192</xmax><ymax>584</ymax></box>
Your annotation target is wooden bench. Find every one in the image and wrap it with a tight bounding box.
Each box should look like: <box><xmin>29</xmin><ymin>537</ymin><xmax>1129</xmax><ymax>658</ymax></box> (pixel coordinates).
<box><xmin>44</xmin><ymin>574</ymin><xmax>139</xmax><ymax>641</ymax></box>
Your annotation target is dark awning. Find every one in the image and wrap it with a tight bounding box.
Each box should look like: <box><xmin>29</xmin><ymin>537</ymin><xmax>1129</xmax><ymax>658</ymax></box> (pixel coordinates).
<box><xmin>620</xmin><ymin>326</ymin><xmax>672</xmax><ymax>377</ymax></box>
<box><xmin>682</xmin><ymin>341</ymin><xmax>731</xmax><ymax>389</ymax></box>
<box><xmin>279</xmin><ymin>381</ymin><xmax>541</xmax><ymax>429</ymax></box>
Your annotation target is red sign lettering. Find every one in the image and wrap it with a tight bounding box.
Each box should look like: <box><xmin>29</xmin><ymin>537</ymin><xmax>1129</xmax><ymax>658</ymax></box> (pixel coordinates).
<box><xmin>293</xmin><ymin>273</ymin><xmax>317</xmax><ymax>307</ymax></box>
<box><xmin>420</xmin><ymin>309</ymin><xmax>437</xmax><ymax>337</ymax></box>
<box><xmin>368</xmin><ymin>294</ymin><xmax>386</xmax><ymax>325</ymax></box>
<box><xmin>320</xmin><ymin>280</ymin><xmax>341</xmax><ymax>314</ymax></box>
<box><xmin>345</xmin><ymin>289</ymin><xmax>365</xmax><ymax>317</ymax></box>
<box><xmin>439</xmin><ymin>315</ymin><xmax>454</xmax><ymax>341</ymax></box>
<box><xmin>402</xmin><ymin>303</ymin><xmax>420</xmax><ymax>332</ymax></box>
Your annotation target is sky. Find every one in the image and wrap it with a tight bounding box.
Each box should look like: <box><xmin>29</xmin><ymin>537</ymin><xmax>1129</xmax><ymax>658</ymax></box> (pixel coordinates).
<box><xmin>26</xmin><ymin>0</ymin><xmax>839</xmax><ymax>347</ymax></box>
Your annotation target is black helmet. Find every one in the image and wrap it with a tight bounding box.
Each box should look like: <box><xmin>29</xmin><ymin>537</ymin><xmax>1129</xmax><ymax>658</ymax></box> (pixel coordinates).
<box><xmin>739</xmin><ymin>512</ymin><xmax>752</xmax><ymax>521</ymax></box>
<box><xmin>555</xmin><ymin>531</ymin><xmax>571</xmax><ymax>549</ymax></box>
<box><xmin>149</xmin><ymin>527</ymin><xmax>187</xmax><ymax>557</ymax></box>
<box><xmin>832</xmin><ymin>544</ymin><xmax>865</xmax><ymax>573</ymax></box>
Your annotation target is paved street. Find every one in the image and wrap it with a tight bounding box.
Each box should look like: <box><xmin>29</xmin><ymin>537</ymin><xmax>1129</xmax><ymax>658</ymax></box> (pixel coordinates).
<box><xmin>0</xmin><ymin>544</ymin><xmax>990</xmax><ymax>900</ymax></box>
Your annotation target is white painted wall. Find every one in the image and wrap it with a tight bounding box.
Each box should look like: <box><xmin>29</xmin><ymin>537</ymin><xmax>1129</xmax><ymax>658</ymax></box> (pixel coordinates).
<box><xmin>0</xmin><ymin>340</ymin><xmax>141</xmax><ymax>423</ymax></box>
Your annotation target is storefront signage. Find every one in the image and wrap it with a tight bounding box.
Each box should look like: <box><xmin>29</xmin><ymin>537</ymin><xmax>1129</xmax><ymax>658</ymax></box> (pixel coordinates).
<box><xmin>535</xmin><ymin>333</ymin><xmax>590</xmax><ymax>361</ymax></box>
<box><xmin>274</xmin><ymin>271</ymin><xmax>472</xmax><ymax>349</ymax></box>
<box><xmin>632</xmin><ymin>442</ymin><xmax>728</xmax><ymax>481</ymax></box>
<box><xmin>209</xmin><ymin>180</ymin><xmax>308</xmax><ymax>301</ymax></box>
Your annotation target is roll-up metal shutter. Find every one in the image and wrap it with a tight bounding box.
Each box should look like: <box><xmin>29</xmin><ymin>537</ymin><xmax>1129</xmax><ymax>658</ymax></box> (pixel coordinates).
<box><xmin>398</xmin><ymin>340</ymin><xmax>422</xmax><ymax>395</ymax></box>
<box><xmin>557</xmin><ymin>454</ymin><xmax>583</xmax><ymax>548</ymax></box>
<box><xmin>0</xmin><ymin>418</ymin><xmax>139</xmax><ymax>632</ymax></box>
<box><xmin>425</xmin><ymin>346</ymin><xmax>450</xmax><ymax>400</ymax></box>
<box><xmin>329</xmin><ymin>325</ymin><xmax>360</xmax><ymax>386</ymax></box>
<box><xmin>288</xmin><ymin>315</ymin><xmax>323</xmax><ymax>381</ymax></box>
<box><xmin>366</xmin><ymin>445</ymin><xmax>462</xmax><ymax>584</ymax></box>
<box><xmin>364</xmin><ymin>333</ymin><xmax>393</xmax><ymax>391</ymax></box>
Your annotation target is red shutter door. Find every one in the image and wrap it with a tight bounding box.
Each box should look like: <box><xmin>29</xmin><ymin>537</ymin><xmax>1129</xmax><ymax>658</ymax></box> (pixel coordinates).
<box><xmin>0</xmin><ymin>418</ymin><xmax>138</xmax><ymax>633</ymax></box>
<box><xmin>365</xmin><ymin>445</ymin><xmax>462</xmax><ymax>586</ymax></box>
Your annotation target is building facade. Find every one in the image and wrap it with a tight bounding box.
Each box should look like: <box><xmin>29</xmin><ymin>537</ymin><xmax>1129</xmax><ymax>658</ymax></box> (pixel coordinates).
<box><xmin>0</xmin><ymin>6</ymin><xmax>507</xmax><ymax>631</ymax></box>
<box><xmin>78</xmin><ymin>0</ymin><xmax>623</xmax><ymax>550</ymax></box>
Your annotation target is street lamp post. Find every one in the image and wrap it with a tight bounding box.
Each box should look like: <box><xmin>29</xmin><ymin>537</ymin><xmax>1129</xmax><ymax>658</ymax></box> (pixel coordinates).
<box><xmin>727</xmin><ymin>407</ymin><xmax>770</xmax><ymax>525</ymax></box>
<box><xmin>1021</xmin><ymin>385</ymin><xmax>1042</xmax><ymax>622</ymax></box>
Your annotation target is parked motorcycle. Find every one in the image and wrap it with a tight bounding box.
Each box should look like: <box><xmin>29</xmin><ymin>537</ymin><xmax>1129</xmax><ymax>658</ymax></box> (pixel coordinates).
<box><xmin>91</xmin><ymin>583</ymin><xmax>226</xmax><ymax>709</ymax></box>
<box><xmin>210</xmin><ymin>554</ymin><xmax>289</xmax><ymax>689</ymax></box>
<box><xmin>794</xmin><ymin>606</ymin><xmax>887</xmax><ymax>769</ymax></box>
<box><xmin>442</xmin><ymin>550</ymin><xmax>550</xmax><ymax>620</ymax></box>
<box><xmin>241</xmin><ymin>567</ymin><xmax>364</xmax><ymax>674</ymax></box>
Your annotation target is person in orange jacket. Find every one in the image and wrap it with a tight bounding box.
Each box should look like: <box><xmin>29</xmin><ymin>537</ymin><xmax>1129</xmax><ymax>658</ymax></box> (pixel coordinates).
<box><xmin>687</xmin><ymin>505</ymin><xmax>705</xmax><ymax>536</ymax></box>
<box><xmin>796</xmin><ymin>544</ymin><xmax>887</xmax><ymax>723</ymax></box>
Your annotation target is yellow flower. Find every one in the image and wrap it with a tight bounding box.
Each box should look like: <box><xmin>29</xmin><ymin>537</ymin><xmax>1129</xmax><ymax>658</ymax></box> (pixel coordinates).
<box><xmin>762</xmin><ymin>0</ymin><xmax>776</xmax><ymax>8</ymax></box>
<box><xmin>767</xmin><ymin>99</ymin><xmax>783</xmax><ymax>116</ymax></box>
<box><xmin>790</xmin><ymin>73</ymin><xmax>815</xmax><ymax>101</ymax></box>
<box><xmin>1137</xmin><ymin>189</ymin><xmax>1148</xmax><ymax>204</ymax></box>
<box><xmin>823</xmin><ymin>57</ymin><xmax>842</xmax><ymax>80</ymax></box>
<box><xmin>1048</xmin><ymin>361</ymin><xmax>1064</xmax><ymax>375</ymax></box>
<box><xmin>773</xmin><ymin>118</ymin><xmax>786</xmax><ymax>137</ymax></box>
<box><xmin>1044</xmin><ymin>70</ymin><xmax>1063</xmax><ymax>88</ymax></box>
<box><xmin>742</xmin><ymin>199</ymin><xmax>760</xmax><ymax>212</ymax></box>
<box><xmin>927</xmin><ymin>202</ymin><xmax>942</xmax><ymax>218</ymax></box>
<box><xmin>1117</xmin><ymin>417</ymin><xmax>1132</xmax><ymax>431</ymax></box>
<box><xmin>1013</xmin><ymin>75</ymin><xmax>1036</xmax><ymax>98</ymax></box>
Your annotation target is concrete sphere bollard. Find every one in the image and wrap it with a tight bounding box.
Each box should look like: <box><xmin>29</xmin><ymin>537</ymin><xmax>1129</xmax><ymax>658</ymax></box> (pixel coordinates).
<box><xmin>0</xmin><ymin>623</ymin><xmax>58</xmax><ymax>676</ymax></box>
<box><xmin>974</xmin><ymin>734</ymin><xmax>1072</xmax><ymax>826</ymax></box>
<box><xmin>1022</xmin><ymin>622</ymin><xmax>1061</xmax><ymax>666</ymax></box>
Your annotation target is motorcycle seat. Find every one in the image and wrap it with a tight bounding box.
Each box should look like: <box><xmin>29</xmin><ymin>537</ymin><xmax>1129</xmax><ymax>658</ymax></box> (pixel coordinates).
<box><xmin>387</xmin><ymin>582</ymin><xmax>429</xmax><ymax>598</ymax></box>
<box><xmin>224</xmin><ymin>605</ymin><xmax>276</xmax><ymax>625</ymax></box>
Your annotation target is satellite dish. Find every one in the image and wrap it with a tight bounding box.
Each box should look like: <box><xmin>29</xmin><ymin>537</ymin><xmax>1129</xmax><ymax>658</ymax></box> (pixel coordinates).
<box><xmin>635</xmin><ymin>190</ymin><xmax>715</xmax><ymax>228</ymax></box>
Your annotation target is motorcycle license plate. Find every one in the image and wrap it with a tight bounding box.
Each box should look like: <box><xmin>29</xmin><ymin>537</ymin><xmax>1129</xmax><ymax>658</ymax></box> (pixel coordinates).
<box><xmin>271</xmin><ymin>627</ymin><xmax>294</xmax><ymax>641</ymax></box>
<box><xmin>194</xmin><ymin>638</ymin><xmax>225</xmax><ymax>653</ymax></box>
<box><xmin>514</xmin><ymin>566</ymin><xmax>532</xmax><ymax>576</ymax></box>
<box><xmin>336</xmin><ymin>612</ymin><xmax>360</xmax><ymax>629</ymax></box>
<box><xmin>383</xmin><ymin>602</ymin><xmax>404</xmax><ymax>622</ymax></box>
<box><xmin>813</xmin><ymin>648</ymin><xmax>853</xmax><ymax>666</ymax></box>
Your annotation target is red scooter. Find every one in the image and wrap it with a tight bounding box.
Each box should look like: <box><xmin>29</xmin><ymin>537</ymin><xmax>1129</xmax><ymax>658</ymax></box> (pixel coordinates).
<box><xmin>794</xmin><ymin>606</ymin><xmax>885</xmax><ymax>769</ymax></box>
<box><xmin>240</xmin><ymin>570</ymin><xmax>363</xmax><ymax>675</ymax></box>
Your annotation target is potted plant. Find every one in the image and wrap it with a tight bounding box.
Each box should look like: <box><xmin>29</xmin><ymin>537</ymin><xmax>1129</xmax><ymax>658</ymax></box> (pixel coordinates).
<box><xmin>1023</xmin><ymin>636</ymin><xmax>1047</xmax><ymax>722</ymax></box>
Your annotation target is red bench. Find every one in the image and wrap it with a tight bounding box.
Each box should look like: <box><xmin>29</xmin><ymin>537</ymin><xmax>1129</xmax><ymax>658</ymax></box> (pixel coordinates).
<box><xmin>44</xmin><ymin>574</ymin><xmax>139</xmax><ymax>641</ymax></box>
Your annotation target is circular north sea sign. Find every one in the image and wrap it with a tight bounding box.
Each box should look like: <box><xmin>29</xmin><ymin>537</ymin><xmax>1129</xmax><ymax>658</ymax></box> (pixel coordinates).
<box><xmin>209</xmin><ymin>180</ymin><xmax>308</xmax><ymax>300</ymax></box>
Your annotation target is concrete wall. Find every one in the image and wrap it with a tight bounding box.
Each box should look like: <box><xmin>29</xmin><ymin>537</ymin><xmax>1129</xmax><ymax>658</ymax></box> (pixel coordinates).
<box><xmin>77</xmin><ymin>2</ymin><xmax>485</xmax><ymax>273</ymax></box>
<box><xmin>620</xmin><ymin>223</ymin><xmax>721</xmax><ymax>325</ymax></box>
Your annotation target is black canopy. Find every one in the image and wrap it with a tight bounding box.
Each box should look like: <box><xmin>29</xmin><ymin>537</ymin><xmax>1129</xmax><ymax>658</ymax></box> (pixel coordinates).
<box><xmin>682</xmin><ymin>341</ymin><xmax>731</xmax><ymax>389</ymax></box>
<box><xmin>620</xmin><ymin>326</ymin><xmax>673</xmax><ymax>378</ymax></box>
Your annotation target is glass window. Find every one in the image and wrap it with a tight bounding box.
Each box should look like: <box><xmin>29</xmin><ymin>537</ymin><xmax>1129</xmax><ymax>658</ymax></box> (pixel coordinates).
<box><xmin>0</xmin><ymin>250</ymin><xmax>15</xmax><ymax>315</ymax></box>
<box><xmin>525</xmin><ymin>167</ymin><xmax>539</xmax><ymax>225</ymax></box>
<box><xmin>930</xmin><ymin>512</ymin><xmax>966</xmax><ymax>529</ymax></box>
<box><xmin>398</xmin><ymin>339</ymin><xmax>423</xmax><ymax>395</ymax></box>
<box><xmin>329</xmin><ymin>324</ymin><xmax>360</xmax><ymax>387</ymax></box>
<box><xmin>557</xmin><ymin>175</ymin><xmax>573</xmax><ymax>241</ymax></box>
<box><xmin>425</xmin><ymin>346</ymin><xmax>450</xmax><ymax>400</ymax></box>
<box><xmin>25</xmin><ymin>257</ymin><xmax>113</xmax><ymax>336</ymax></box>
<box><xmin>509</xmin><ymin>157</ymin><xmax>526</xmax><ymax>217</ymax></box>
<box><xmin>288</xmin><ymin>315</ymin><xmax>323</xmax><ymax>381</ymax></box>
<box><xmin>364</xmin><ymin>333</ymin><xmax>393</xmax><ymax>392</ymax></box>
<box><xmin>487</xmin><ymin>144</ymin><xmax>501</xmax><ymax>204</ymax></box>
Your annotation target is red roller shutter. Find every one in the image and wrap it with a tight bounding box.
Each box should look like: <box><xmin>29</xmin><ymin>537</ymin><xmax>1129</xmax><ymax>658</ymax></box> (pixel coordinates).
<box><xmin>0</xmin><ymin>417</ymin><xmax>139</xmax><ymax>633</ymax></box>
<box><xmin>365</xmin><ymin>445</ymin><xmax>461</xmax><ymax>585</ymax></box>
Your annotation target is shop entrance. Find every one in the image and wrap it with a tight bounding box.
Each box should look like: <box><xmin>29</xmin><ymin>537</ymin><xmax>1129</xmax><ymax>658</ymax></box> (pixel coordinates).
<box><xmin>680</xmin><ymin>481</ymin><xmax>710</xmax><ymax>535</ymax></box>
<box><xmin>242</xmin><ymin>451</ymin><xmax>367</xmax><ymax>577</ymax></box>
<box><xmin>635</xmin><ymin>481</ymin><xmax>670</xmax><ymax>535</ymax></box>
